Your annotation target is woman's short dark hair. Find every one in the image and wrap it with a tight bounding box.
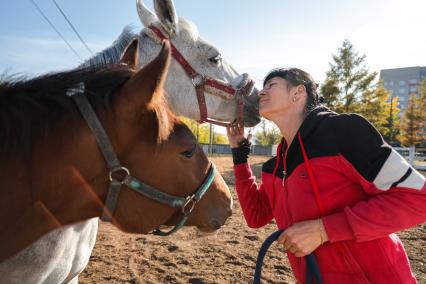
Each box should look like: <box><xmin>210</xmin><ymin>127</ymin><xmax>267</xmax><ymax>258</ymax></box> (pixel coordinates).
<box><xmin>263</xmin><ymin>67</ymin><xmax>322</xmax><ymax>112</ymax></box>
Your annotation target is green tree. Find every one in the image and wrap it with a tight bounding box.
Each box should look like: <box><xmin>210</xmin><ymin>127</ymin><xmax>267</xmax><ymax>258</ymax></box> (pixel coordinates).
<box><xmin>398</xmin><ymin>92</ymin><xmax>425</xmax><ymax>146</ymax></box>
<box><xmin>196</xmin><ymin>124</ymin><xmax>211</xmax><ymax>144</ymax></box>
<box><xmin>358</xmin><ymin>83</ymin><xmax>400</xmax><ymax>143</ymax></box>
<box><xmin>320</xmin><ymin>39</ymin><xmax>377</xmax><ymax>113</ymax></box>
<box><xmin>420</xmin><ymin>79</ymin><xmax>426</xmax><ymax>147</ymax></box>
<box><xmin>214</xmin><ymin>133</ymin><xmax>228</xmax><ymax>144</ymax></box>
<box><xmin>398</xmin><ymin>79</ymin><xmax>426</xmax><ymax>146</ymax></box>
<box><xmin>180</xmin><ymin>117</ymin><xmax>228</xmax><ymax>144</ymax></box>
<box><xmin>181</xmin><ymin>117</ymin><xmax>198</xmax><ymax>137</ymax></box>
<box><xmin>254</xmin><ymin>119</ymin><xmax>281</xmax><ymax>146</ymax></box>
<box><xmin>386</xmin><ymin>95</ymin><xmax>401</xmax><ymax>144</ymax></box>
<box><xmin>320</xmin><ymin>75</ymin><xmax>342</xmax><ymax>110</ymax></box>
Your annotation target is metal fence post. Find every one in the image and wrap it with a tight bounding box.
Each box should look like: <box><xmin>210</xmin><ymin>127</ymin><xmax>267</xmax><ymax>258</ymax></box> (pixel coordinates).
<box><xmin>409</xmin><ymin>146</ymin><xmax>415</xmax><ymax>166</ymax></box>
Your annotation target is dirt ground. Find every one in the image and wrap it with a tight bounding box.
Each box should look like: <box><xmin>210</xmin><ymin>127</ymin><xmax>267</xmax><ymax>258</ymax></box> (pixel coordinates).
<box><xmin>80</xmin><ymin>156</ymin><xmax>426</xmax><ymax>284</ymax></box>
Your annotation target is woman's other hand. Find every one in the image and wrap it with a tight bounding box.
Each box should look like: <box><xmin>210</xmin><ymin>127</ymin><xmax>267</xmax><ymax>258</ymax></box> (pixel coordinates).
<box><xmin>277</xmin><ymin>219</ymin><xmax>328</xmax><ymax>257</ymax></box>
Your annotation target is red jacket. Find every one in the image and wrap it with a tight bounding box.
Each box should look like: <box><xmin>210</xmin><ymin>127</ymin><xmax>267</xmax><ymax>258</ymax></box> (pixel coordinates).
<box><xmin>234</xmin><ymin>107</ymin><xmax>426</xmax><ymax>283</ymax></box>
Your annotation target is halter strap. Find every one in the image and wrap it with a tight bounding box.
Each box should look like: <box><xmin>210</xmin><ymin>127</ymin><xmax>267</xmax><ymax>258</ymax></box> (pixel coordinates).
<box><xmin>146</xmin><ymin>25</ymin><xmax>251</xmax><ymax>127</ymax></box>
<box><xmin>149</xmin><ymin>26</ymin><xmax>238</xmax><ymax>96</ymax></box>
<box><xmin>73</xmin><ymin>94</ymin><xmax>123</xmax><ymax>221</ymax></box>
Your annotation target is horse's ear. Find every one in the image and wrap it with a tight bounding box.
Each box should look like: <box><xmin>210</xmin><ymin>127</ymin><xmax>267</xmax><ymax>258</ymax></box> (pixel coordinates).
<box><xmin>120</xmin><ymin>38</ymin><xmax>139</xmax><ymax>68</ymax></box>
<box><xmin>154</xmin><ymin>0</ymin><xmax>178</xmax><ymax>36</ymax></box>
<box><xmin>117</xmin><ymin>40</ymin><xmax>171</xmax><ymax>112</ymax></box>
<box><xmin>136</xmin><ymin>0</ymin><xmax>158</xmax><ymax>28</ymax></box>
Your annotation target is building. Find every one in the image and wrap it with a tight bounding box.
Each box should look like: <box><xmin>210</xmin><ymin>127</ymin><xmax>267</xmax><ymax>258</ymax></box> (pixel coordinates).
<box><xmin>379</xmin><ymin>66</ymin><xmax>426</xmax><ymax>111</ymax></box>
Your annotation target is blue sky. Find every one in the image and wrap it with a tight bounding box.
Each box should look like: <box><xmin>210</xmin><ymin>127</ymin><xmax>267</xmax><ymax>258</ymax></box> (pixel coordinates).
<box><xmin>1</xmin><ymin>0</ymin><xmax>425</xmax><ymax>86</ymax></box>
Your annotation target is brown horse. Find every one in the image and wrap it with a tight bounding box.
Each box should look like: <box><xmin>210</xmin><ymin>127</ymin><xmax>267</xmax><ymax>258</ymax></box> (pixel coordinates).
<box><xmin>0</xmin><ymin>39</ymin><xmax>232</xmax><ymax>281</ymax></box>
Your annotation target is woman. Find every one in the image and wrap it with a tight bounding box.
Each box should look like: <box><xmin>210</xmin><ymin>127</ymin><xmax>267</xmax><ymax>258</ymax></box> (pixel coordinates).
<box><xmin>227</xmin><ymin>67</ymin><xmax>426</xmax><ymax>283</ymax></box>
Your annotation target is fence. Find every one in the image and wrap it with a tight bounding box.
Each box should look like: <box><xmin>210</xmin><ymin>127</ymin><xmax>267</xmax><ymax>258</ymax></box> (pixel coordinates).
<box><xmin>200</xmin><ymin>144</ymin><xmax>426</xmax><ymax>171</ymax></box>
<box><xmin>394</xmin><ymin>147</ymin><xmax>426</xmax><ymax>171</ymax></box>
<box><xmin>200</xmin><ymin>144</ymin><xmax>276</xmax><ymax>156</ymax></box>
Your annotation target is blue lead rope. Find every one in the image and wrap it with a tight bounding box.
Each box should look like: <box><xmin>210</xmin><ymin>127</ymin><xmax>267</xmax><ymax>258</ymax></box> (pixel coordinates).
<box><xmin>253</xmin><ymin>230</ymin><xmax>323</xmax><ymax>284</ymax></box>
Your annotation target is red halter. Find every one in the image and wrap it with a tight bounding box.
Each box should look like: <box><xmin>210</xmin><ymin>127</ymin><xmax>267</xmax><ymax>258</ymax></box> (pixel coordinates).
<box><xmin>149</xmin><ymin>25</ymin><xmax>253</xmax><ymax>127</ymax></box>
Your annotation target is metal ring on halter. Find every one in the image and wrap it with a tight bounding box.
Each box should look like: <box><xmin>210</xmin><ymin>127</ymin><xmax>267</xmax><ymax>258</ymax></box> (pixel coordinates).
<box><xmin>109</xmin><ymin>166</ymin><xmax>130</xmax><ymax>183</ymax></box>
<box><xmin>182</xmin><ymin>194</ymin><xmax>197</xmax><ymax>215</ymax></box>
<box><xmin>191</xmin><ymin>74</ymin><xmax>205</xmax><ymax>87</ymax></box>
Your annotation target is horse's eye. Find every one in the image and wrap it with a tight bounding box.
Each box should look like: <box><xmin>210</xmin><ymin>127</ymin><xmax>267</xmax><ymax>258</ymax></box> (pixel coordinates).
<box><xmin>209</xmin><ymin>54</ymin><xmax>222</xmax><ymax>65</ymax></box>
<box><xmin>181</xmin><ymin>145</ymin><xmax>196</xmax><ymax>158</ymax></box>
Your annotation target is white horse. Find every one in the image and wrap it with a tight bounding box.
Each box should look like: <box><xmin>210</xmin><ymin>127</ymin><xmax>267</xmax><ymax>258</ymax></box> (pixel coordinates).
<box><xmin>0</xmin><ymin>1</ymin><xmax>259</xmax><ymax>283</ymax></box>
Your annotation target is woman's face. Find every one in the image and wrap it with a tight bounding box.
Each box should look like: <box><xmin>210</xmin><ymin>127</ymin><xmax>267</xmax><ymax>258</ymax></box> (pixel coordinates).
<box><xmin>258</xmin><ymin>77</ymin><xmax>294</xmax><ymax>119</ymax></box>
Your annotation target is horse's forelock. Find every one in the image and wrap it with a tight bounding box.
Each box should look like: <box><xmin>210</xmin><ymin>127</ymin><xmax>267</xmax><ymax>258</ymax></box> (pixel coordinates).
<box><xmin>177</xmin><ymin>18</ymin><xmax>198</xmax><ymax>41</ymax></box>
<box><xmin>147</xmin><ymin>94</ymin><xmax>175</xmax><ymax>143</ymax></box>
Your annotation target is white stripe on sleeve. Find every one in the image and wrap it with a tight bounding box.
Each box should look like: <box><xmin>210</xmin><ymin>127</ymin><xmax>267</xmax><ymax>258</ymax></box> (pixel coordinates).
<box><xmin>373</xmin><ymin>149</ymin><xmax>410</xmax><ymax>190</ymax></box>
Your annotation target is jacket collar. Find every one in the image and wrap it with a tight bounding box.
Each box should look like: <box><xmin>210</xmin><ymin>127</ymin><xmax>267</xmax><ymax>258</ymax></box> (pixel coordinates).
<box><xmin>299</xmin><ymin>106</ymin><xmax>335</xmax><ymax>139</ymax></box>
<box><xmin>278</xmin><ymin>106</ymin><xmax>335</xmax><ymax>155</ymax></box>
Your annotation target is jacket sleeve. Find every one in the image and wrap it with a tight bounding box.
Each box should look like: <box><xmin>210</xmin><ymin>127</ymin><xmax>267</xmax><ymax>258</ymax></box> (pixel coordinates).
<box><xmin>234</xmin><ymin>163</ymin><xmax>274</xmax><ymax>228</ymax></box>
<box><xmin>322</xmin><ymin>114</ymin><xmax>426</xmax><ymax>242</ymax></box>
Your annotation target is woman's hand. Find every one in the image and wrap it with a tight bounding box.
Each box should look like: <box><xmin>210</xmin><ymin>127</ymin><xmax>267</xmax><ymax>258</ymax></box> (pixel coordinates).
<box><xmin>226</xmin><ymin>125</ymin><xmax>246</xmax><ymax>148</ymax></box>
<box><xmin>277</xmin><ymin>219</ymin><xmax>328</xmax><ymax>257</ymax></box>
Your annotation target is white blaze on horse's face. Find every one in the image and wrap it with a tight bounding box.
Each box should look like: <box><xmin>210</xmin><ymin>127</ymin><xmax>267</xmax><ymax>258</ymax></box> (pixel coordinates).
<box><xmin>136</xmin><ymin>0</ymin><xmax>260</xmax><ymax>127</ymax></box>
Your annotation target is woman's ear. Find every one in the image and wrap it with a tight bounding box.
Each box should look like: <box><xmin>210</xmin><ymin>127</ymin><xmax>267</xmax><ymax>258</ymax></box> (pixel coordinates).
<box><xmin>292</xmin><ymin>85</ymin><xmax>307</xmax><ymax>102</ymax></box>
<box><xmin>294</xmin><ymin>85</ymin><xmax>307</xmax><ymax>98</ymax></box>
<box><xmin>297</xmin><ymin>85</ymin><xmax>306</xmax><ymax>94</ymax></box>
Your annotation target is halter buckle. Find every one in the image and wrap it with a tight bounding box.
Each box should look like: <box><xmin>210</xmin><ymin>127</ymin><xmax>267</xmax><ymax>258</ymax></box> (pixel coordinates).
<box><xmin>182</xmin><ymin>194</ymin><xmax>197</xmax><ymax>215</ymax></box>
<box><xmin>191</xmin><ymin>74</ymin><xmax>205</xmax><ymax>87</ymax></box>
<box><xmin>109</xmin><ymin>166</ymin><xmax>130</xmax><ymax>184</ymax></box>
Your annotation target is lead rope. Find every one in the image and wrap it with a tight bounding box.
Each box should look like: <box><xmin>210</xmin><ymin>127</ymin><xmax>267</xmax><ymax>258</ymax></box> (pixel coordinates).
<box><xmin>253</xmin><ymin>230</ymin><xmax>322</xmax><ymax>284</ymax></box>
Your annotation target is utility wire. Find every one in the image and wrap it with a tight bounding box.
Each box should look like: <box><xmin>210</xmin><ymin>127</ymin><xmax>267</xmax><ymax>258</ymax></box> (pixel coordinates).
<box><xmin>29</xmin><ymin>0</ymin><xmax>83</xmax><ymax>61</ymax></box>
<box><xmin>51</xmin><ymin>0</ymin><xmax>94</xmax><ymax>56</ymax></box>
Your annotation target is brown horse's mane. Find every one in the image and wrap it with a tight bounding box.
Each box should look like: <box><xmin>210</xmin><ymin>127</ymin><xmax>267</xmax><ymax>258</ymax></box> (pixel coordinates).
<box><xmin>0</xmin><ymin>64</ymin><xmax>172</xmax><ymax>161</ymax></box>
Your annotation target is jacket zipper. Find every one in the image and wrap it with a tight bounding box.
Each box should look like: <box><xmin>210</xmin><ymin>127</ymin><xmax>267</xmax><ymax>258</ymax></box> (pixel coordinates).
<box><xmin>281</xmin><ymin>149</ymin><xmax>293</xmax><ymax>225</ymax></box>
<box><xmin>282</xmin><ymin>150</ymin><xmax>302</xmax><ymax>270</ymax></box>
<box><xmin>282</xmin><ymin>148</ymin><xmax>288</xmax><ymax>186</ymax></box>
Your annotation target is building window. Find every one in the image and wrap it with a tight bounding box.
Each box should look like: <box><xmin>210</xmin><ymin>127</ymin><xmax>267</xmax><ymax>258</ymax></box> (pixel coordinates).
<box><xmin>410</xmin><ymin>86</ymin><xmax>417</xmax><ymax>93</ymax></box>
<box><xmin>384</xmin><ymin>81</ymin><xmax>388</xmax><ymax>87</ymax></box>
<box><xmin>389</xmin><ymin>81</ymin><xmax>394</xmax><ymax>87</ymax></box>
<box><xmin>399</xmin><ymin>81</ymin><xmax>406</xmax><ymax>86</ymax></box>
<box><xmin>399</xmin><ymin>89</ymin><xmax>405</xmax><ymax>94</ymax></box>
<box><xmin>409</xmin><ymin>79</ymin><xmax>418</xmax><ymax>84</ymax></box>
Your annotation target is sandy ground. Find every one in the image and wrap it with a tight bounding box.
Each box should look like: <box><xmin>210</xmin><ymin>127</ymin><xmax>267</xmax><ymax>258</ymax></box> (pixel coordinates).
<box><xmin>80</xmin><ymin>156</ymin><xmax>426</xmax><ymax>284</ymax></box>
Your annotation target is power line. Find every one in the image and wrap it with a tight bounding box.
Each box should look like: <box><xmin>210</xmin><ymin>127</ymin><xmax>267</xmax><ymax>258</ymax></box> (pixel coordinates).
<box><xmin>51</xmin><ymin>0</ymin><xmax>94</xmax><ymax>56</ymax></box>
<box><xmin>29</xmin><ymin>0</ymin><xmax>83</xmax><ymax>61</ymax></box>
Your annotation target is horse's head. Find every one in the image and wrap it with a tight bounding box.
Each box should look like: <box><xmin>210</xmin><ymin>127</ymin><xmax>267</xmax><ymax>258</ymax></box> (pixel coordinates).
<box><xmin>92</xmin><ymin>39</ymin><xmax>232</xmax><ymax>233</ymax></box>
<box><xmin>136</xmin><ymin>0</ymin><xmax>260</xmax><ymax>127</ymax></box>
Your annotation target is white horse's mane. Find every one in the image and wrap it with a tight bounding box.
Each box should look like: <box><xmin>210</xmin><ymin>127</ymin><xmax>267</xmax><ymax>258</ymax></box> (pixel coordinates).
<box><xmin>80</xmin><ymin>26</ymin><xmax>137</xmax><ymax>68</ymax></box>
<box><xmin>80</xmin><ymin>18</ymin><xmax>199</xmax><ymax>68</ymax></box>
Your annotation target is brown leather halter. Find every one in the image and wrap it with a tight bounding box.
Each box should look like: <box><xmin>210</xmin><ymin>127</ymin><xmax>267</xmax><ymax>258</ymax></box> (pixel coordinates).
<box><xmin>148</xmin><ymin>25</ymin><xmax>253</xmax><ymax>127</ymax></box>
